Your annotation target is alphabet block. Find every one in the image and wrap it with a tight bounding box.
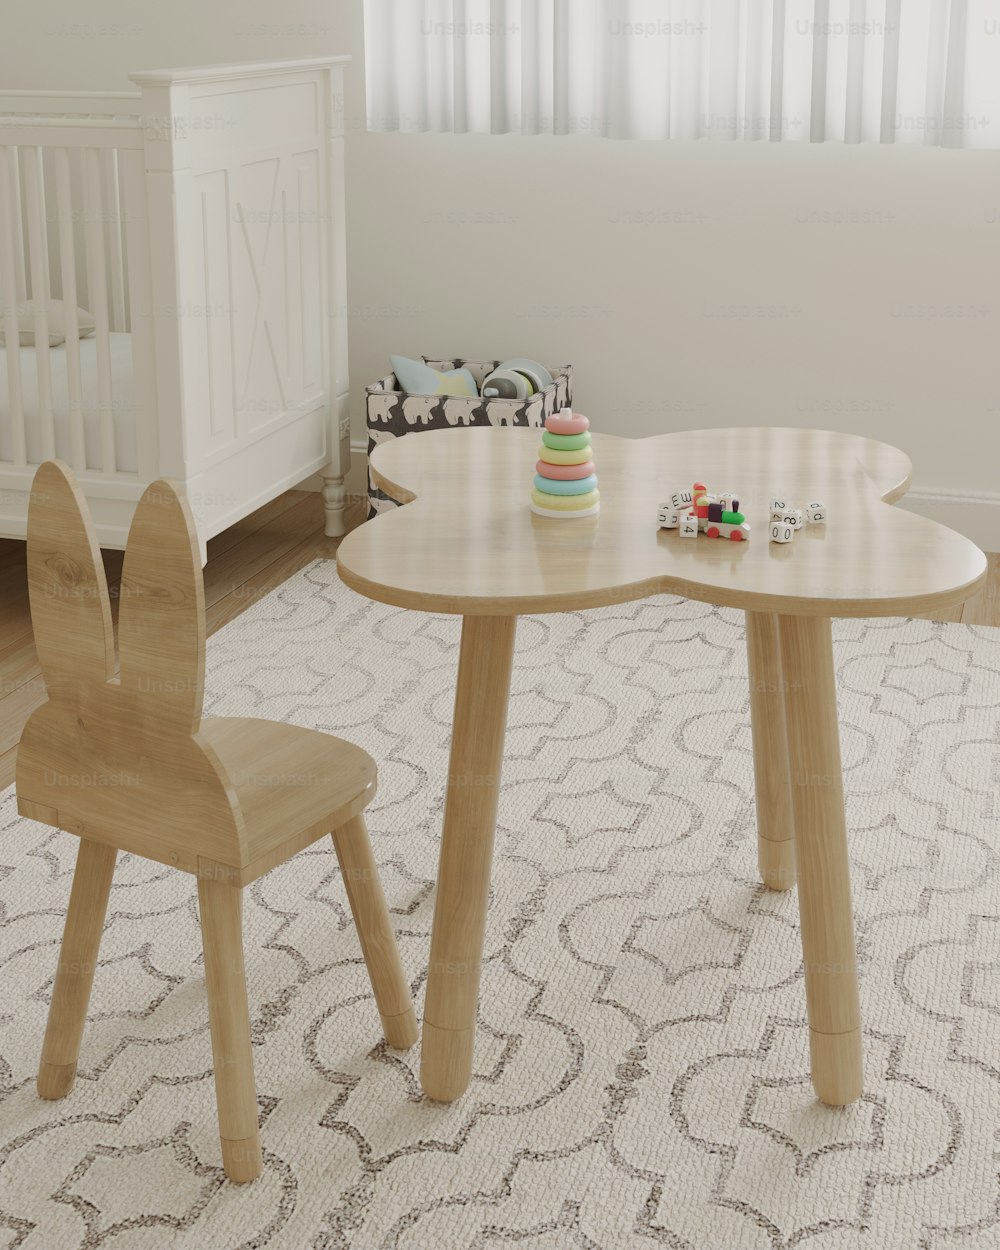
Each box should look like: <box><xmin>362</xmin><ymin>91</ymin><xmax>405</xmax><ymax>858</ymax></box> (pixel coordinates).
<box><xmin>782</xmin><ymin>509</ymin><xmax>804</xmax><ymax>530</ymax></box>
<box><xmin>671</xmin><ymin>488</ymin><xmax>694</xmax><ymax>510</ymax></box>
<box><xmin>806</xmin><ymin>501</ymin><xmax>828</xmax><ymax>524</ymax></box>
<box><xmin>658</xmin><ymin>507</ymin><xmax>680</xmax><ymax>529</ymax></box>
<box><xmin>679</xmin><ymin>513</ymin><xmax>699</xmax><ymax>538</ymax></box>
<box><xmin>770</xmin><ymin>521</ymin><xmax>794</xmax><ymax>544</ymax></box>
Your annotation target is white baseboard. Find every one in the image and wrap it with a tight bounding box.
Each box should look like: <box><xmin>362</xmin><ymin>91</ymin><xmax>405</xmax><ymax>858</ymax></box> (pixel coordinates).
<box><xmin>897</xmin><ymin>489</ymin><xmax>1000</xmax><ymax>554</ymax></box>
<box><xmin>309</xmin><ymin>444</ymin><xmax>1000</xmax><ymax>554</ymax></box>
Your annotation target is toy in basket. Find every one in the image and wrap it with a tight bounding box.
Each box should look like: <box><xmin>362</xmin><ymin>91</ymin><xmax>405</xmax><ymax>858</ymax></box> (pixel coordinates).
<box><xmin>658</xmin><ymin>482</ymin><xmax>750</xmax><ymax>540</ymax></box>
<box><xmin>531</xmin><ymin>409</ymin><xmax>600</xmax><ymax>519</ymax></box>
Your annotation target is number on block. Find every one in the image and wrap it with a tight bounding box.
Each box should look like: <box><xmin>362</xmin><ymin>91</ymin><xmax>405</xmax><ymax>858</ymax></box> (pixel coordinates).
<box><xmin>679</xmin><ymin>513</ymin><xmax>699</xmax><ymax>538</ymax></box>
<box><xmin>770</xmin><ymin>521</ymin><xmax>794</xmax><ymax>544</ymax></box>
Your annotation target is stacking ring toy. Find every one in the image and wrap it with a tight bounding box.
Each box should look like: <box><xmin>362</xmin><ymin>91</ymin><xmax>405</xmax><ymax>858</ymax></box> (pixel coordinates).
<box><xmin>538</xmin><ymin>444</ymin><xmax>592</xmax><ymax>466</ymax></box>
<box><xmin>545</xmin><ymin>410</ymin><xmax>590</xmax><ymax>436</ymax></box>
<box><xmin>531</xmin><ymin>500</ymin><xmax>601</xmax><ymax>519</ymax></box>
<box><xmin>531</xmin><ymin>407</ymin><xmax>601</xmax><ymax>520</ymax></box>
<box><xmin>535</xmin><ymin>458</ymin><xmax>595</xmax><ymax>480</ymax></box>
<box><xmin>532</xmin><ymin>473</ymin><xmax>598</xmax><ymax>496</ymax></box>
<box><xmin>541</xmin><ymin>430</ymin><xmax>591</xmax><ymax>452</ymax></box>
<box><xmin>530</xmin><ymin>487</ymin><xmax>600</xmax><ymax>512</ymax></box>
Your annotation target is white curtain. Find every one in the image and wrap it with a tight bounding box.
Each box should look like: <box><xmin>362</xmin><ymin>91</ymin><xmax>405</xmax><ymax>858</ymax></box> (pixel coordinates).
<box><xmin>364</xmin><ymin>0</ymin><xmax>1000</xmax><ymax>146</ymax></box>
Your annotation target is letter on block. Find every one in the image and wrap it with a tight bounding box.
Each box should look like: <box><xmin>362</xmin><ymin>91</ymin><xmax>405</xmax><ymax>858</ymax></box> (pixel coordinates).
<box><xmin>658</xmin><ymin>507</ymin><xmax>680</xmax><ymax>529</ymax></box>
<box><xmin>806</xmin><ymin>501</ymin><xmax>828</xmax><ymax>524</ymax></box>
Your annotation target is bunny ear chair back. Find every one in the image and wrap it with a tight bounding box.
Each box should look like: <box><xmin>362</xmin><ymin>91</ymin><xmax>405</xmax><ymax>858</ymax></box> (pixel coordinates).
<box><xmin>19</xmin><ymin>464</ymin><xmax>241</xmax><ymax>865</ymax></box>
<box><xmin>16</xmin><ymin>461</ymin><xmax>416</xmax><ymax>1184</ymax></box>
<box><xmin>26</xmin><ymin>459</ymin><xmax>115</xmax><ymax>700</ymax></box>
<box><xmin>117</xmin><ymin>474</ymin><xmax>206</xmax><ymax>735</ymax></box>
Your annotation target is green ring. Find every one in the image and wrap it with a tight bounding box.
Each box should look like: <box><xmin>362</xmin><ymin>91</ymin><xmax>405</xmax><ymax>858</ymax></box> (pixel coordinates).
<box><xmin>541</xmin><ymin>430</ymin><xmax>592</xmax><ymax>452</ymax></box>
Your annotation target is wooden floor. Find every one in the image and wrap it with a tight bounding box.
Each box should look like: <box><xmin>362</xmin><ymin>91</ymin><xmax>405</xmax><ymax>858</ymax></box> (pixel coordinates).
<box><xmin>0</xmin><ymin>490</ymin><xmax>997</xmax><ymax>792</ymax></box>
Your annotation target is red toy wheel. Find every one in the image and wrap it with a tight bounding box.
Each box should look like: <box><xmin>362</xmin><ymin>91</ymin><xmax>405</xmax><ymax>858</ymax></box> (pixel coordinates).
<box><xmin>706</xmin><ymin>526</ymin><xmax>719</xmax><ymax>538</ymax></box>
<box><xmin>729</xmin><ymin>531</ymin><xmax>744</xmax><ymax>541</ymax></box>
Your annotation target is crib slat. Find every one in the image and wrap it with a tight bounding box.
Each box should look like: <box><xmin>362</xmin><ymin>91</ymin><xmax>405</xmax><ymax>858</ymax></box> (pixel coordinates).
<box><xmin>118</xmin><ymin>147</ymin><xmax>158</xmax><ymax>479</ymax></box>
<box><xmin>6</xmin><ymin>146</ymin><xmax>26</xmax><ymax>302</ymax></box>
<box><xmin>82</xmin><ymin>146</ymin><xmax>115</xmax><ymax>474</ymax></box>
<box><xmin>101</xmin><ymin>147</ymin><xmax>126</xmax><ymax>332</ymax></box>
<box><xmin>23</xmin><ymin>145</ymin><xmax>55</xmax><ymax>462</ymax></box>
<box><xmin>54</xmin><ymin>147</ymin><xmax>86</xmax><ymax>471</ymax></box>
<box><xmin>0</xmin><ymin>148</ymin><xmax>26</xmax><ymax>464</ymax></box>
<box><xmin>38</xmin><ymin>155</ymin><xmax>52</xmax><ymax>297</ymax></box>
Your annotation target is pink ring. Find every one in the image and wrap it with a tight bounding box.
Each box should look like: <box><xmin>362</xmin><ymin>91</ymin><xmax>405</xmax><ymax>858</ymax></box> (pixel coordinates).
<box><xmin>545</xmin><ymin>411</ymin><xmax>590</xmax><ymax>436</ymax></box>
<box><xmin>535</xmin><ymin>458</ymin><xmax>595</xmax><ymax>481</ymax></box>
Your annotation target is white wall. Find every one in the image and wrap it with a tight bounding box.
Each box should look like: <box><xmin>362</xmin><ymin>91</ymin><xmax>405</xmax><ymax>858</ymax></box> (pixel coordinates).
<box><xmin>4</xmin><ymin>0</ymin><xmax>998</xmax><ymax>544</ymax></box>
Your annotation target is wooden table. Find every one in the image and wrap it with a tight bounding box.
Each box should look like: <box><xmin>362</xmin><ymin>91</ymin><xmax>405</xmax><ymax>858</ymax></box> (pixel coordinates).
<box><xmin>337</xmin><ymin>426</ymin><xmax>986</xmax><ymax>1106</ymax></box>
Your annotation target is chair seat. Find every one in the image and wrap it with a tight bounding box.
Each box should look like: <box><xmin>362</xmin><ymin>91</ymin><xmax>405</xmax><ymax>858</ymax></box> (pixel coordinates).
<box><xmin>198</xmin><ymin>717</ymin><xmax>377</xmax><ymax>877</ymax></box>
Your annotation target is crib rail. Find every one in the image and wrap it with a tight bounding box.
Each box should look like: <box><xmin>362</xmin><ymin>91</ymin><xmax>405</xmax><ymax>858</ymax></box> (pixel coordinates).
<box><xmin>0</xmin><ymin>107</ymin><xmax>150</xmax><ymax>478</ymax></box>
<box><xmin>0</xmin><ymin>90</ymin><xmax>141</xmax><ymax>117</ymax></box>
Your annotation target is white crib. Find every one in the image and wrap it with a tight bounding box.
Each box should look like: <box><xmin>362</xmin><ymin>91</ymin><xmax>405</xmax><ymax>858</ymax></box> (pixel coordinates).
<box><xmin>0</xmin><ymin>58</ymin><xmax>352</xmax><ymax>560</ymax></box>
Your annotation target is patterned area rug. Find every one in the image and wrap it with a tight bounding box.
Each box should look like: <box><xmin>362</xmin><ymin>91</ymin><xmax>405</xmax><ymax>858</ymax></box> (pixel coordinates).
<box><xmin>2</xmin><ymin>561</ymin><xmax>999</xmax><ymax>1250</ymax></box>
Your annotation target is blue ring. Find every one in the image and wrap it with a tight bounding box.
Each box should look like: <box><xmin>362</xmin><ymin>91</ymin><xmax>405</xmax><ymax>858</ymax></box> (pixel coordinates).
<box><xmin>532</xmin><ymin>473</ymin><xmax>599</xmax><ymax>496</ymax></box>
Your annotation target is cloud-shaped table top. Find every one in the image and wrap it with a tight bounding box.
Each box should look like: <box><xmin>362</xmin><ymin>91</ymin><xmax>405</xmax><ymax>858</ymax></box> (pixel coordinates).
<box><xmin>338</xmin><ymin>427</ymin><xmax>986</xmax><ymax>619</ymax></box>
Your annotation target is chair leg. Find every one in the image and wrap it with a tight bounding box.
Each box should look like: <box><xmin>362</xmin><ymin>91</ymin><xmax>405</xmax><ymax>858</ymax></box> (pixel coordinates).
<box><xmin>37</xmin><ymin>838</ymin><xmax>117</xmax><ymax>1099</ymax></box>
<box><xmin>197</xmin><ymin>875</ymin><xmax>262</xmax><ymax>1184</ymax></box>
<box><xmin>330</xmin><ymin>815</ymin><xmax>418</xmax><ymax>1050</ymax></box>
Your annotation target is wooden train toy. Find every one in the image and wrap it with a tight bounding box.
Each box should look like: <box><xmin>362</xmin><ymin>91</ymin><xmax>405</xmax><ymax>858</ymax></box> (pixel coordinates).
<box><xmin>659</xmin><ymin>483</ymin><xmax>829</xmax><ymax>543</ymax></box>
<box><xmin>658</xmin><ymin>482</ymin><xmax>751</xmax><ymax>541</ymax></box>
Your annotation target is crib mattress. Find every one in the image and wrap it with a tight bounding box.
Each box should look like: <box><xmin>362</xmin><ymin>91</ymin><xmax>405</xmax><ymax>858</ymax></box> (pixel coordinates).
<box><xmin>0</xmin><ymin>332</ymin><xmax>138</xmax><ymax>473</ymax></box>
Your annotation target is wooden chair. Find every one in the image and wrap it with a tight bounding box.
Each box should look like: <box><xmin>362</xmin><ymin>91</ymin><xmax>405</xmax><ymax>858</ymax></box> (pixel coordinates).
<box><xmin>16</xmin><ymin>461</ymin><xmax>417</xmax><ymax>1183</ymax></box>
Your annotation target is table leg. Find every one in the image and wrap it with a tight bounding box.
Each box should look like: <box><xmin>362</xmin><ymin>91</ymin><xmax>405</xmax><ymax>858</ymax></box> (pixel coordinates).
<box><xmin>745</xmin><ymin>611</ymin><xmax>796</xmax><ymax>891</ymax></box>
<box><xmin>778</xmin><ymin>614</ymin><xmax>862</xmax><ymax>1106</ymax></box>
<box><xmin>420</xmin><ymin>615</ymin><xmax>517</xmax><ymax>1101</ymax></box>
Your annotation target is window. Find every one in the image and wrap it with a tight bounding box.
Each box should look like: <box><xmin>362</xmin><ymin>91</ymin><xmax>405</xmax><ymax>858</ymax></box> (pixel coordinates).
<box><xmin>364</xmin><ymin>0</ymin><xmax>1000</xmax><ymax>146</ymax></box>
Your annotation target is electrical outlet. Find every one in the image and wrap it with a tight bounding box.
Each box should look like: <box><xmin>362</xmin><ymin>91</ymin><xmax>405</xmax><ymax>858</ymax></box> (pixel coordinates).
<box><xmin>339</xmin><ymin>416</ymin><xmax>350</xmax><ymax>442</ymax></box>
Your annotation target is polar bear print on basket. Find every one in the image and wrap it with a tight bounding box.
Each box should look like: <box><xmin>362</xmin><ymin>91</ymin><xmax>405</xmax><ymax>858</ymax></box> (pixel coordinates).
<box><xmin>366</xmin><ymin>389</ymin><xmax>399</xmax><ymax>427</ymax></box>
<box><xmin>401</xmin><ymin>394</ymin><xmax>441</xmax><ymax>427</ymax></box>
<box><xmin>443</xmin><ymin>397</ymin><xmax>492</xmax><ymax>427</ymax></box>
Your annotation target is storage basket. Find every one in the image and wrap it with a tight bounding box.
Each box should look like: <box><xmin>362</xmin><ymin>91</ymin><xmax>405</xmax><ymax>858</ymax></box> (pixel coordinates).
<box><xmin>365</xmin><ymin>357</ymin><xmax>573</xmax><ymax>516</ymax></box>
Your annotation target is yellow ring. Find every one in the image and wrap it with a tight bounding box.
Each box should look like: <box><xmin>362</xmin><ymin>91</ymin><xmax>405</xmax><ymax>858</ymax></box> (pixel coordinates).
<box><xmin>537</xmin><ymin>444</ymin><xmax>593</xmax><ymax>466</ymax></box>
<box><xmin>530</xmin><ymin>487</ymin><xmax>601</xmax><ymax>511</ymax></box>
